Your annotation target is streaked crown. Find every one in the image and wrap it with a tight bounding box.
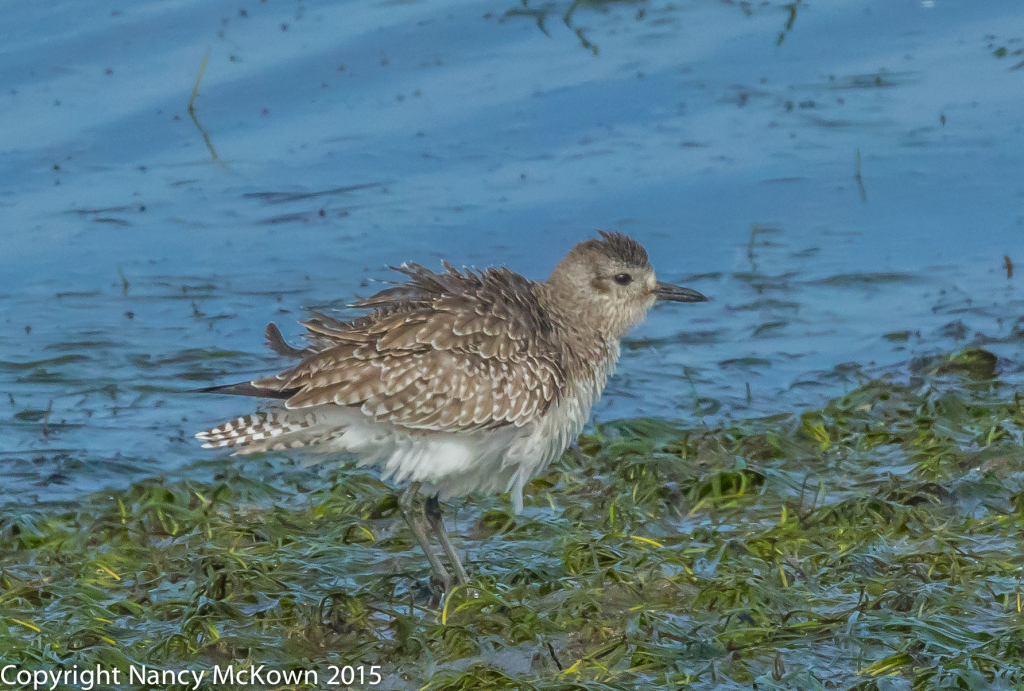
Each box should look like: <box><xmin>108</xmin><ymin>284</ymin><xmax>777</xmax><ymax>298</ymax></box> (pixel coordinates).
<box><xmin>584</xmin><ymin>230</ymin><xmax>650</xmax><ymax>269</ymax></box>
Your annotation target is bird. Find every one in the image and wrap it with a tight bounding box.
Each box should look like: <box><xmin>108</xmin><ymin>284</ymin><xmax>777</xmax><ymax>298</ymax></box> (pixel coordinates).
<box><xmin>195</xmin><ymin>231</ymin><xmax>708</xmax><ymax>593</ymax></box>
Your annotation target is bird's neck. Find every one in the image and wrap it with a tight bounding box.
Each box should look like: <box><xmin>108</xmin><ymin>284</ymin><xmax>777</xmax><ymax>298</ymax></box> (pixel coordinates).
<box><xmin>535</xmin><ymin>281</ymin><xmax>622</xmax><ymax>383</ymax></box>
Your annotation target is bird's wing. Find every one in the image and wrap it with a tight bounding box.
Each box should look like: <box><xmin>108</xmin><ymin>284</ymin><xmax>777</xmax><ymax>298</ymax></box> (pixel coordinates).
<box><xmin>253</xmin><ymin>264</ymin><xmax>566</xmax><ymax>432</ymax></box>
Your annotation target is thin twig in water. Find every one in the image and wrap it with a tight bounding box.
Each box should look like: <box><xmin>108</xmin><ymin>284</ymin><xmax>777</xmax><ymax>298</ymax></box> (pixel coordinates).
<box><xmin>188</xmin><ymin>49</ymin><xmax>218</xmax><ymax>162</ymax></box>
<box><xmin>118</xmin><ymin>266</ymin><xmax>129</xmax><ymax>295</ymax></box>
<box><xmin>776</xmin><ymin>0</ymin><xmax>802</xmax><ymax>46</ymax></box>
<box><xmin>747</xmin><ymin>224</ymin><xmax>761</xmax><ymax>273</ymax></box>
<box><xmin>42</xmin><ymin>399</ymin><xmax>53</xmax><ymax>438</ymax></box>
<box><xmin>854</xmin><ymin>148</ymin><xmax>867</xmax><ymax>203</ymax></box>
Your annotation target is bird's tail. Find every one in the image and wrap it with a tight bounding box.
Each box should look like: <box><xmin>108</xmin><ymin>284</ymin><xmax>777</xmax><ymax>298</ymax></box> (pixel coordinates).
<box><xmin>196</xmin><ymin>410</ymin><xmax>321</xmax><ymax>454</ymax></box>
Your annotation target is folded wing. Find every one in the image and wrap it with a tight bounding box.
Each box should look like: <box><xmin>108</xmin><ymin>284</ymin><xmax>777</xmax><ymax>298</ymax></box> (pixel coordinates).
<box><xmin>249</xmin><ymin>263</ymin><xmax>566</xmax><ymax>432</ymax></box>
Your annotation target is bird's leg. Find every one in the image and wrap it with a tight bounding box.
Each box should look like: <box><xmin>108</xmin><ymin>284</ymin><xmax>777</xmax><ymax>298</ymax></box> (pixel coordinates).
<box><xmin>424</xmin><ymin>494</ymin><xmax>470</xmax><ymax>586</ymax></box>
<box><xmin>398</xmin><ymin>482</ymin><xmax>452</xmax><ymax>592</ymax></box>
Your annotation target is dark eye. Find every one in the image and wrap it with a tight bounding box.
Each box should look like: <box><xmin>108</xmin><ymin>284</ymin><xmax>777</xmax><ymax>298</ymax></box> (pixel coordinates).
<box><xmin>613</xmin><ymin>273</ymin><xmax>633</xmax><ymax>286</ymax></box>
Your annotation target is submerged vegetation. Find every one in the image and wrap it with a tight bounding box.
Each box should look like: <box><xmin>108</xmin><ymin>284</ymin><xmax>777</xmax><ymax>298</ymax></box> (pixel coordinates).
<box><xmin>504</xmin><ymin>0</ymin><xmax>805</xmax><ymax>55</ymax></box>
<box><xmin>2</xmin><ymin>350</ymin><xmax>1024</xmax><ymax>690</ymax></box>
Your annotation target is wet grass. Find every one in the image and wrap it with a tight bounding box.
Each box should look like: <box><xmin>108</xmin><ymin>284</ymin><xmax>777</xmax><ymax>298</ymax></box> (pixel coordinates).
<box><xmin>2</xmin><ymin>350</ymin><xmax>1024</xmax><ymax>690</ymax></box>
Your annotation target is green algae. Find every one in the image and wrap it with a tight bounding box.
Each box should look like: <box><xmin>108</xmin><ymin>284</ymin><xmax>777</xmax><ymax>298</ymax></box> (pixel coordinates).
<box><xmin>2</xmin><ymin>351</ymin><xmax>1024</xmax><ymax>690</ymax></box>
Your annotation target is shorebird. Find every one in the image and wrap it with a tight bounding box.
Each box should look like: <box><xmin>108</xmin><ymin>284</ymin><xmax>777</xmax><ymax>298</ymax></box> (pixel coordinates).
<box><xmin>195</xmin><ymin>232</ymin><xmax>708</xmax><ymax>592</ymax></box>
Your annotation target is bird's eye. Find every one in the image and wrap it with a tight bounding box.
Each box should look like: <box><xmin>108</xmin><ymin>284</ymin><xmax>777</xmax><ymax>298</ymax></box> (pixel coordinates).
<box><xmin>613</xmin><ymin>273</ymin><xmax>633</xmax><ymax>286</ymax></box>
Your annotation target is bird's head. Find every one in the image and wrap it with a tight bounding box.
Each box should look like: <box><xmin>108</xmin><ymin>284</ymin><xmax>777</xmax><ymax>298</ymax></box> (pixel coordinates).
<box><xmin>543</xmin><ymin>231</ymin><xmax>708</xmax><ymax>338</ymax></box>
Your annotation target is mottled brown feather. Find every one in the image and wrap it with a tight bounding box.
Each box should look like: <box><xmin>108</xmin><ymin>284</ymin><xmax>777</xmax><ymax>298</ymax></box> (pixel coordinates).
<box><xmin>253</xmin><ymin>264</ymin><xmax>566</xmax><ymax>432</ymax></box>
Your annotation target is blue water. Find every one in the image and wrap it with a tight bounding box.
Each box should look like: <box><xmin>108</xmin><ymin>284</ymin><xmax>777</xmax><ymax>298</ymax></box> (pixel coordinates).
<box><xmin>1</xmin><ymin>0</ymin><xmax>1022</xmax><ymax>503</ymax></box>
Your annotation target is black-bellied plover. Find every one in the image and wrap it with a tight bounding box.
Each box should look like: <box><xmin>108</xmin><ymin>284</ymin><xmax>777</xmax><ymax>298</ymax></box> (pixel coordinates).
<box><xmin>196</xmin><ymin>232</ymin><xmax>708</xmax><ymax>592</ymax></box>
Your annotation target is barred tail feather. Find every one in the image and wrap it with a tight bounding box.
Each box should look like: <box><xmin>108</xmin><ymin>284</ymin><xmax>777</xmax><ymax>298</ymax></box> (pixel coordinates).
<box><xmin>196</xmin><ymin>411</ymin><xmax>321</xmax><ymax>454</ymax></box>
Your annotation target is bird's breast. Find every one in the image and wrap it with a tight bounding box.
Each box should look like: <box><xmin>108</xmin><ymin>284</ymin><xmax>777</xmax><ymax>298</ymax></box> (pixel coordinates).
<box><xmin>514</xmin><ymin>341</ymin><xmax>620</xmax><ymax>465</ymax></box>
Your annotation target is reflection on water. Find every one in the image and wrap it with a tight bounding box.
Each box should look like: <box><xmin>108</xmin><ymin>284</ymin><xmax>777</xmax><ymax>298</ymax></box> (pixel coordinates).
<box><xmin>0</xmin><ymin>0</ymin><xmax>1021</xmax><ymax>503</ymax></box>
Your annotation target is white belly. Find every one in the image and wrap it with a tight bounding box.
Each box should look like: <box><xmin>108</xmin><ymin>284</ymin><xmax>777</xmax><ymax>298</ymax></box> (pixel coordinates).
<box><xmin>343</xmin><ymin>375</ymin><xmax>602</xmax><ymax>513</ymax></box>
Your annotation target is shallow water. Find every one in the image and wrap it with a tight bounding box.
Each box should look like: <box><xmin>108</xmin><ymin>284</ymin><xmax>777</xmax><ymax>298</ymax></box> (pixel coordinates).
<box><xmin>1</xmin><ymin>0</ymin><xmax>1022</xmax><ymax>503</ymax></box>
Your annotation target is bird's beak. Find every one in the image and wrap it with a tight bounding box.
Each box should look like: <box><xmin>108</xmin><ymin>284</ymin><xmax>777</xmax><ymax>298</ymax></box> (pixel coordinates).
<box><xmin>654</xmin><ymin>281</ymin><xmax>709</xmax><ymax>303</ymax></box>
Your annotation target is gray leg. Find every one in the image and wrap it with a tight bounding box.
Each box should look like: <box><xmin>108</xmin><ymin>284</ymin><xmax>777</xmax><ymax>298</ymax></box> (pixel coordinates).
<box><xmin>424</xmin><ymin>495</ymin><xmax>470</xmax><ymax>586</ymax></box>
<box><xmin>398</xmin><ymin>482</ymin><xmax>452</xmax><ymax>592</ymax></box>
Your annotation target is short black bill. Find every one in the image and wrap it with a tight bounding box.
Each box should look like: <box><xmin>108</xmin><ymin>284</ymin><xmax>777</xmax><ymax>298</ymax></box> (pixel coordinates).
<box><xmin>654</xmin><ymin>281</ymin><xmax>709</xmax><ymax>303</ymax></box>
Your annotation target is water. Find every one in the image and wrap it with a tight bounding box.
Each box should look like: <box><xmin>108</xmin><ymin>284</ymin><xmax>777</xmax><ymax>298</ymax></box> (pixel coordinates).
<box><xmin>1</xmin><ymin>0</ymin><xmax>1022</xmax><ymax>503</ymax></box>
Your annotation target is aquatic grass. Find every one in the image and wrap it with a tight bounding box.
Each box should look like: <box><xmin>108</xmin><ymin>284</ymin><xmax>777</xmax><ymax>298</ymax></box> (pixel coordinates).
<box><xmin>2</xmin><ymin>351</ymin><xmax>1024</xmax><ymax>689</ymax></box>
<box><xmin>505</xmin><ymin>0</ymin><xmax>812</xmax><ymax>56</ymax></box>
